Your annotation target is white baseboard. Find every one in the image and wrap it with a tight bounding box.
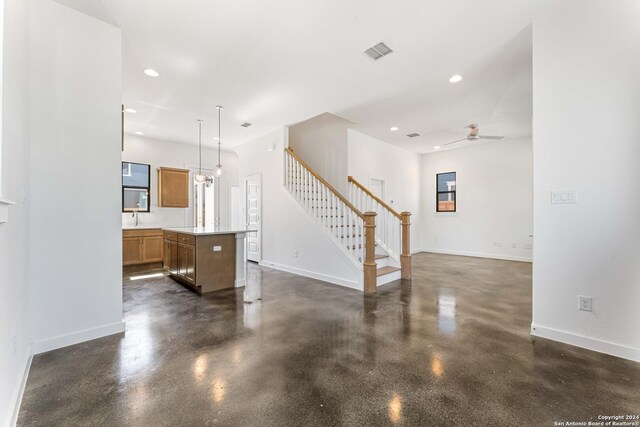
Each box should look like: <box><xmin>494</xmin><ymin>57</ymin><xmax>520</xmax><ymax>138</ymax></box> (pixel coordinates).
<box><xmin>7</xmin><ymin>345</ymin><xmax>33</xmax><ymax>427</ymax></box>
<box><xmin>259</xmin><ymin>260</ymin><xmax>361</xmax><ymax>291</ymax></box>
<box><xmin>421</xmin><ymin>248</ymin><xmax>532</xmax><ymax>263</ymax></box>
<box><xmin>32</xmin><ymin>320</ymin><xmax>126</xmax><ymax>355</ymax></box>
<box><xmin>410</xmin><ymin>248</ymin><xmax>423</xmax><ymax>255</ymax></box>
<box><xmin>531</xmin><ymin>324</ymin><xmax>640</xmax><ymax>362</ymax></box>
<box><xmin>234</xmin><ymin>279</ymin><xmax>246</xmax><ymax>287</ymax></box>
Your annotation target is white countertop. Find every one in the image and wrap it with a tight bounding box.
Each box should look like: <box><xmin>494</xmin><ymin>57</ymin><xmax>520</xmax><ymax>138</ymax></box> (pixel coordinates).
<box><xmin>162</xmin><ymin>226</ymin><xmax>254</xmax><ymax>236</ymax></box>
<box><xmin>123</xmin><ymin>225</ymin><xmax>172</xmax><ymax>231</ymax></box>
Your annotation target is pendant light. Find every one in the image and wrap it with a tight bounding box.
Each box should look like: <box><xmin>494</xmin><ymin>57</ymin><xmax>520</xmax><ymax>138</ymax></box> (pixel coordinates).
<box><xmin>215</xmin><ymin>105</ymin><xmax>223</xmax><ymax>176</ymax></box>
<box><xmin>194</xmin><ymin>119</ymin><xmax>209</xmax><ymax>183</ymax></box>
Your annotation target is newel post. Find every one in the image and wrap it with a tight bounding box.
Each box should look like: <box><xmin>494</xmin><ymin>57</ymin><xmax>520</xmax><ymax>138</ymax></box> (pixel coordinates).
<box><xmin>363</xmin><ymin>211</ymin><xmax>377</xmax><ymax>294</ymax></box>
<box><xmin>400</xmin><ymin>211</ymin><xmax>412</xmax><ymax>280</ymax></box>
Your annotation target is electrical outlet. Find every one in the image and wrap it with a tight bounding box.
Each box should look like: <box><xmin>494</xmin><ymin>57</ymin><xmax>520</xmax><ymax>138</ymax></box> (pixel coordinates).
<box><xmin>579</xmin><ymin>296</ymin><xmax>592</xmax><ymax>312</ymax></box>
<box><xmin>494</xmin><ymin>241</ymin><xmax>502</xmax><ymax>247</ymax></box>
<box><xmin>511</xmin><ymin>242</ymin><xmax>517</xmax><ymax>249</ymax></box>
<box><xmin>293</xmin><ymin>250</ymin><xmax>298</xmax><ymax>258</ymax></box>
<box><xmin>434</xmin><ymin>238</ymin><xmax>438</xmax><ymax>244</ymax></box>
<box><xmin>524</xmin><ymin>243</ymin><xmax>533</xmax><ymax>250</ymax></box>
<box><xmin>551</xmin><ymin>189</ymin><xmax>578</xmax><ymax>204</ymax></box>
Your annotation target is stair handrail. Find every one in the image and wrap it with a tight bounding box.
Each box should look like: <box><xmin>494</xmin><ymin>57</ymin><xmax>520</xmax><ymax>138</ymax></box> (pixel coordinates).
<box><xmin>347</xmin><ymin>175</ymin><xmax>412</xmax><ymax>281</ymax></box>
<box><xmin>286</xmin><ymin>148</ymin><xmax>364</xmax><ymax>220</ymax></box>
<box><xmin>285</xmin><ymin>147</ymin><xmax>378</xmax><ymax>293</ymax></box>
<box><xmin>347</xmin><ymin>176</ymin><xmax>402</xmax><ymax>219</ymax></box>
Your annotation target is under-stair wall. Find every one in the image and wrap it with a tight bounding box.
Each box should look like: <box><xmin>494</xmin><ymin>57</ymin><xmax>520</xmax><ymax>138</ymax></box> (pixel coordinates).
<box><xmin>235</xmin><ymin>129</ymin><xmax>363</xmax><ymax>290</ymax></box>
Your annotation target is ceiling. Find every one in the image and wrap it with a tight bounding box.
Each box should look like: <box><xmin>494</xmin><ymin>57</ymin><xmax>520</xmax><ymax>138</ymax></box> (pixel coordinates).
<box><xmin>55</xmin><ymin>0</ymin><xmax>540</xmax><ymax>154</ymax></box>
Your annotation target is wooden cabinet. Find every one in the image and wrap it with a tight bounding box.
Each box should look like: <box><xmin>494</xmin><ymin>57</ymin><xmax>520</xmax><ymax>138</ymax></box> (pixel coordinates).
<box><xmin>178</xmin><ymin>243</ymin><xmax>196</xmax><ymax>284</ymax></box>
<box><xmin>163</xmin><ymin>230</ymin><xmax>178</xmax><ymax>274</ymax></box>
<box><xmin>166</xmin><ymin>231</ymin><xmax>236</xmax><ymax>294</ymax></box>
<box><xmin>166</xmin><ymin>230</ymin><xmax>197</xmax><ymax>285</ymax></box>
<box><xmin>123</xmin><ymin>237</ymin><xmax>143</xmax><ymax>265</ymax></box>
<box><xmin>143</xmin><ymin>236</ymin><xmax>163</xmax><ymax>261</ymax></box>
<box><xmin>157</xmin><ymin>167</ymin><xmax>189</xmax><ymax>208</ymax></box>
<box><xmin>123</xmin><ymin>229</ymin><xmax>163</xmax><ymax>266</ymax></box>
<box><xmin>163</xmin><ymin>239</ymin><xmax>178</xmax><ymax>274</ymax></box>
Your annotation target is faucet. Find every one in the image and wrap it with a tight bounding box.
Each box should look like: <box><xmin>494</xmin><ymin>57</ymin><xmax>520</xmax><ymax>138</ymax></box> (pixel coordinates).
<box><xmin>132</xmin><ymin>209</ymin><xmax>139</xmax><ymax>227</ymax></box>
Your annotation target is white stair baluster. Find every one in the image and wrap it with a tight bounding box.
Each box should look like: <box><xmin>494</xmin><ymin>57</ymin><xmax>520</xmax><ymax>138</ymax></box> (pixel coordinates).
<box><xmin>322</xmin><ymin>180</ymin><xmax>327</xmax><ymax>228</ymax></box>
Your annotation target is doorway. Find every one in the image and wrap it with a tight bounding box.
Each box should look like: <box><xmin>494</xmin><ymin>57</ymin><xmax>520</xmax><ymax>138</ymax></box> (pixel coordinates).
<box><xmin>370</xmin><ymin>178</ymin><xmax>385</xmax><ymax>200</ymax></box>
<box><xmin>194</xmin><ymin>179</ymin><xmax>215</xmax><ymax>227</ymax></box>
<box><xmin>245</xmin><ymin>174</ymin><xmax>261</xmax><ymax>263</ymax></box>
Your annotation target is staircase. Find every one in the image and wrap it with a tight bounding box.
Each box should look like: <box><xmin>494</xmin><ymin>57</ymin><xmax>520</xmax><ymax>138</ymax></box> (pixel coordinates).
<box><xmin>348</xmin><ymin>175</ymin><xmax>412</xmax><ymax>281</ymax></box>
<box><xmin>284</xmin><ymin>148</ymin><xmax>411</xmax><ymax>293</ymax></box>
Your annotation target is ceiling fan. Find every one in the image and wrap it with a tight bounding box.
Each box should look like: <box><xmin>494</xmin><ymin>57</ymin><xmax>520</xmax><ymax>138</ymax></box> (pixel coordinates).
<box><xmin>444</xmin><ymin>124</ymin><xmax>505</xmax><ymax>146</ymax></box>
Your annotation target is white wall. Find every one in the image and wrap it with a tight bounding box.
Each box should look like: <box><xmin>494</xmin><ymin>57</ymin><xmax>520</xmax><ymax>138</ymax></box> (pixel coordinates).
<box><xmin>346</xmin><ymin>129</ymin><xmax>422</xmax><ymax>252</ymax></box>
<box><xmin>121</xmin><ymin>135</ymin><xmax>239</xmax><ymax>229</ymax></box>
<box><xmin>0</xmin><ymin>0</ymin><xmax>32</xmax><ymax>424</ymax></box>
<box><xmin>288</xmin><ymin>112</ymin><xmax>352</xmax><ymax>194</ymax></box>
<box><xmin>235</xmin><ymin>129</ymin><xmax>362</xmax><ymax>289</ymax></box>
<box><xmin>28</xmin><ymin>0</ymin><xmax>124</xmax><ymax>352</ymax></box>
<box><xmin>420</xmin><ymin>138</ymin><xmax>533</xmax><ymax>262</ymax></box>
<box><xmin>531</xmin><ymin>0</ymin><xmax>640</xmax><ymax>361</ymax></box>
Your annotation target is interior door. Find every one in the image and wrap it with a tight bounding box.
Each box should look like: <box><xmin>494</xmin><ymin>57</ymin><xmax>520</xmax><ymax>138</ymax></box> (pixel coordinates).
<box><xmin>245</xmin><ymin>175</ymin><xmax>261</xmax><ymax>263</ymax></box>
<box><xmin>370</xmin><ymin>178</ymin><xmax>385</xmax><ymax>200</ymax></box>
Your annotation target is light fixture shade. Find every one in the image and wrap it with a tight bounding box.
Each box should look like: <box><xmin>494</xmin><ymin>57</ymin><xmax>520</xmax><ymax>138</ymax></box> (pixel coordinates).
<box><xmin>194</xmin><ymin>173</ymin><xmax>208</xmax><ymax>183</ymax></box>
<box><xmin>215</xmin><ymin>165</ymin><xmax>223</xmax><ymax>176</ymax></box>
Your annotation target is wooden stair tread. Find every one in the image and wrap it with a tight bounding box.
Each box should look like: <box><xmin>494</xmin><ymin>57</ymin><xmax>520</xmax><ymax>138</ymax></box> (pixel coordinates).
<box><xmin>375</xmin><ymin>254</ymin><xmax>389</xmax><ymax>260</ymax></box>
<box><xmin>376</xmin><ymin>266</ymin><xmax>400</xmax><ymax>276</ymax></box>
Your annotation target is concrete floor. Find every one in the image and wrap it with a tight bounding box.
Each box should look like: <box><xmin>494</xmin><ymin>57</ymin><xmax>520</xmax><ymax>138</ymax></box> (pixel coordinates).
<box><xmin>18</xmin><ymin>253</ymin><xmax>640</xmax><ymax>426</ymax></box>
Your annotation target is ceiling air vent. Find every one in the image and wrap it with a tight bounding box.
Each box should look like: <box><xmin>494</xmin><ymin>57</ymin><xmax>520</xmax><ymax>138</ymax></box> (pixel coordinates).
<box><xmin>364</xmin><ymin>42</ymin><xmax>393</xmax><ymax>60</ymax></box>
<box><xmin>240</xmin><ymin>122</ymin><xmax>252</xmax><ymax>128</ymax></box>
<box><xmin>407</xmin><ymin>132</ymin><xmax>421</xmax><ymax>138</ymax></box>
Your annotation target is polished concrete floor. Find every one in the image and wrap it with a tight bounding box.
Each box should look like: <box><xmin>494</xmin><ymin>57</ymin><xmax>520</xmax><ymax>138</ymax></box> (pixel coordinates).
<box><xmin>18</xmin><ymin>253</ymin><xmax>640</xmax><ymax>426</ymax></box>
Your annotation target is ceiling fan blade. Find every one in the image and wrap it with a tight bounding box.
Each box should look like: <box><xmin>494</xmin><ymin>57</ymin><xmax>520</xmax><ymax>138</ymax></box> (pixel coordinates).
<box><xmin>444</xmin><ymin>138</ymin><xmax>468</xmax><ymax>146</ymax></box>
<box><xmin>478</xmin><ymin>135</ymin><xmax>505</xmax><ymax>140</ymax></box>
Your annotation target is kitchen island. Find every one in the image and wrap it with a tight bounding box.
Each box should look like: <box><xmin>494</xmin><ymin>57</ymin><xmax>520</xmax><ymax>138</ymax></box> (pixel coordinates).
<box><xmin>162</xmin><ymin>227</ymin><xmax>250</xmax><ymax>294</ymax></box>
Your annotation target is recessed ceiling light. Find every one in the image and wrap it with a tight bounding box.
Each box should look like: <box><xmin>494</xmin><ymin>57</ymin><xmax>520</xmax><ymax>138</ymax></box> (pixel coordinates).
<box><xmin>433</xmin><ymin>146</ymin><xmax>441</xmax><ymax>149</ymax></box>
<box><xmin>390</xmin><ymin>126</ymin><xmax>399</xmax><ymax>131</ymax></box>
<box><xmin>124</xmin><ymin>108</ymin><xmax>137</xmax><ymax>113</ymax></box>
<box><xmin>449</xmin><ymin>74</ymin><xmax>462</xmax><ymax>83</ymax></box>
<box><xmin>143</xmin><ymin>69</ymin><xmax>160</xmax><ymax>77</ymax></box>
<box><xmin>135</xmin><ymin>131</ymin><xmax>144</xmax><ymax>135</ymax></box>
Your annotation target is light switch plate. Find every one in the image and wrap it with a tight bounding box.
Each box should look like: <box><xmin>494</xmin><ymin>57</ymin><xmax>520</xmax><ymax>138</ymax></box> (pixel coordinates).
<box><xmin>551</xmin><ymin>190</ymin><xmax>577</xmax><ymax>204</ymax></box>
<box><xmin>213</xmin><ymin>246</ymin><xmax>222</xmax><ymax>252</ymax></box>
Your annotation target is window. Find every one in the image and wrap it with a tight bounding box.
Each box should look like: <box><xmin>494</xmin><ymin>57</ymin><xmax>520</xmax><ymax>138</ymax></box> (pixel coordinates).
<box><xmin>436</xmin><ymin>172</ymin><xmax>456</xmax><ymax>212</ymax></box>
<box><xmin>122</xmin><ymin>162</ymin><xmax>150</xmax><ymax>212</ymax></box>
<box><xmin>193</xmin><ymin>178</ymin><xmax>215</xmax><ymax>227</ymax></box>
